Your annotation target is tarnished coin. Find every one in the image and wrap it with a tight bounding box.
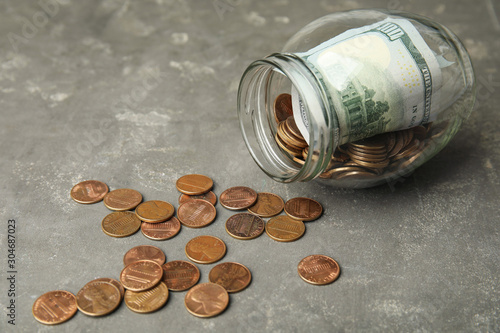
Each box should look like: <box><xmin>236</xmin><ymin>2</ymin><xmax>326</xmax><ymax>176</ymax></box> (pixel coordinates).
<box><xmin>208</xmin><ymin>262</ymin><xmax>252</xmax><ymax>293</ymax></box>
<box><xmin>274</xmin><ymin>93</ymin><xmax>293</xmax><ymax>123</ymax></box>
<box><xmin>284</xmin><ymin>197</ymin><xmax>323</xmax><ymax>222</ymax></box>
<box><xmin>162</xmin><ymin>260</ymin><xmax>200</xmax><ymax>291</ymax></box>
<box><xmin>141</xmin><ymin>217</ymin><xmax>181</xmax><ymax>241</ymax></box>
<box><xmin>103</xmin><ymin>188</ymin><xmax>142</xmax><ymax>211</ymax></box>
<box><xmin>225</xmin><ymin>213</ymin><xmax>265</xmax><ymax>240</ymax></box>
<box><xmin>179</xmin><ymin>191</ymin><xmax>217</xmax><ymax>206</ymax></box>
<box><xmin>176</xmin><ymin>174</ymin><xmax>213</xmax><ymax>195</ymax></box>
<box><xmin>265</xmin><ymin>215</ymin><xmax>306</xmax><ymax>242</ymax></box>
<box><xmin>92</xmin><ymin>278</ymin><xmax>125</xmax><ymax>300</ymax></box>
<box><xmin>76</xmin><ymin>280</ymin><xmax>121</xmax><ymax>317</ymax></box>
<box><xmin>124</xmin><ymin>282</ymin><xmax>169</xmax><ymax>314</ymax></box>
<box><xmin>32</xmin><ymin>290</ymin><xmax>77</xmax><ymax>325</ymax></box>
<box><xmin>184</xmin><ymin>283</ymin><xmax>229</xmax><ymax>318</ymax></box>
<box><xmin>220</xmin><ymin>186</ymin><xmax>258</xmax><ymax>210</ymax></box>
<box><xmin>123</xmin><ymin>245</ymin><xmax>166</xmax><ymax>266</ymax></box>
<box><xmin>247</xmin><ymin>192</ymin><xmax>284</xmax><ymax>217</ymax></box>
<box><xmin>177</xmin><ymin>199</ymin><xmax>216</xmax><ymax>228</ymax></box>
<box><xmin>185</xmin><ymin>235</ymin><xmax>226</xmax><ymax>264</ymax></box>
<box><xmin>101</xmin><ymin>211</ymin><xmax>141</xmax><ymax>238</ymax></box>
<box><xmin>297</xmin><ymin>255</ymin><xmax>340</xmax><ymax>285</ymax></box>
<box><xmin>70</xmin><ymin>180</ymin><xmax>108</xmax><ymax>204</ymax></box>
<box><xmin>135</xmin><ymin>200</ymin><xmax>175</xmax><ymax>223</ymax></box>
<box><xmin>120</xmin><ymin>260</ymin><xmax>163</xmax><ymax>292</ymax></box>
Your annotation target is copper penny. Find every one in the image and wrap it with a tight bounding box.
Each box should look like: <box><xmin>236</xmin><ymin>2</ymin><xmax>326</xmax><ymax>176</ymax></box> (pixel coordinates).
<box><xmin>162</xmin><ymin>260</ymin><xmax>200</xmax><ymax>291</ymax></box>
<box><xmin>297</xmin><ymin>255</ymin><xmax>340</xmax><ymax>285</ymax></box>
<box><xmin>284</xmin><ymin>197</ymin><xmax>323</xmax><ymax>222</ymax></box>
<box><xmin>220</xmin><ymin>186</ymin><xmax>258</xmax><ymax>210</ymax></box>
<box><xmin>185</xmin><ymin>235</ymin><xmax>226</xmax><ymax>264</ymax></box>
<box><xmin>176</xmin><ymin>174</ymin><xmax>213</xmax><ymax>195</ymax></box>
<box><xmin>70</xmin><ymin>180</ymin><xmax>108</xmax><ymax>204</ymax></box>
<box><xmin>123</xmin><ymin>245</ymin><xmax>166</xmax><ymax>266</ymax></box>
<box><xmin>101</xmin><ymin>211</ymin><xmax>141</xmax><ymax>238</ymax></box>
<box><xmin>135</xmin><ymin>200</ymin><xmax>175</xmax><ymax>223</ymax></box>
<box><xmin>76</xmin><ymin>280</ymin><xmax>121</xmax><ymax>317</ymax></box>
<box><xmin>225</xmin><ymin>213</ymin><xmax>265</xmax><ymax>240</ymax></box>
<box><xmin>274</xmin><ymin>93</ymin><xmax>293</xmax><ymax>123</ymax></box>
<box><xmin>124</xmin><ymin>282</ymin><xmax>169</xmax><ymax>314</ymax></box>
<box><xmin>92</xmin><ymin>278</ymin><xmax>125</xmax><ymax>300</ymax></box>
<box><xmin>247</xmin><ymin>192</ymin><xmax>284</xmax><ymax>217</ymax></box>
<box><xmin>103</xmin><ymin>188</ymin><xmax>143</xmax><ymax>211</ymax></box>
<box><xmin>177</xmin><ymin>199</ymin><xmax>216</xmax><ymax>228</ymax></box>
<box><xmin>32</xmin><ymin>290</ymin><xmax>77</xmax><ymax>325</ymax></box>
<box><xmin>120</xmin><ymin>260</ymin><xmax>163</xmax><ymax>292</ymax></box>
<box><xmin>179</xmin><ymin>191</ymin><xmax>217</xmax><ymax>206</ymax></box>
<box><xmin>265</xmin><ymin>215</ymin><xmax>306</xmax><ymax>242</ymax></box>
<box><xmin>184</xmin><ymin>283</ymin><xmax>229</xmax><ymax>318</ymax></box>
<box><xmin>141</xmin><ymin>217</ymin><xmax>181</xmax><ymax>241</ymax></box>
<box><xmin>208</xmin><ymin>262</ymin><xmax>252</xmax><ymax>293</ymax></box>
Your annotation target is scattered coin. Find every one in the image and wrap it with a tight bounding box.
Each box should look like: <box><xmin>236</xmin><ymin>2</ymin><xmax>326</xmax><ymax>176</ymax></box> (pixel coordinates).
<box><xmin>32</xmin><ymin>290</ymin><xmax>78</xmax><ymax>325</ymax></box>
<box><xmin>265</xmin><ymin>215</ymin><xmax>306</xmax><ymax>242</ymax></box>
<box><xmin>101</xmin><ymin>211</ymin><xmax>141</xmax><ymax>238</ymax></box>
<box><xmin>76</xmin><ymin>279</ymin><xmax>121</xmax><ymax>317</ymax></box>
<box><xmin>123</xmin><ymin>245</ymin><xmax>166</xmax><ymax>266</ymax></box>
<box><xmin>225</xmin><ymin>213</ymin><xmax>265</xmax><ymax>240</ymax></box>
<box><xmin>274</xmin><ymin>93</ymin><xmax>293</xmax><ymax>123</ymax></box>
<box><xmin>176</xmin><ymin>174</ymin><xmax>213</xmax><ymax>195</ymax></box>
<box><xmin>92</xmin><ymin>278</ymin><xmax>125</xmax><ymax>300</ymax></box>
<box><xmin>179</xmin><ymin>191</ymin><xmax>217</xmax><ymax>206</ymax></box>
<box><xmin>70</xmin><ymin>180</ymin><xmax>108</xmax><ymax>204</ymax></box>
<box><xmin>177</xmin><ymin>199</ymin><xmax>217</xmax><ymax>228</ymax></box>
<box><xmin>103</xmin><ymin>188</ymin><xmax>143</xmax><ymax>211</ymax></box>
<box><xmin>135</xmin><ymin>200</ymin><xmax>175</xmax><ymax>223</ymax></box>
<box><xmin>247</xmin><ymin>192</ymin><xmax>284</xmax><ymax>217</ymax></box>
<box><xmin>208</xmin><ymin>262</ymin><xmax>252</xmax><ymax>293</ymax></box>
<box><xmin>185</xmin><ymin>235</ymin><xmax>226</xmax><ymax>264</ymax></box>
<box><xmin>124</xmin><ymin>282</ymin><xmax>169</xmax><ymax>314</ymax></box>
<box><xmin>162</xmin><ymin>260</ymin><xmax>200</xmax><ymax>291</ymax></box>
<box><xmin>220</xmin><ymin>186</ymin><xmax>258</xmax><ymax>210</ymax></box>
<box><xmin>284</xmin><ymin>197</ymin><xmax>323</xmax><ymax>222</ymax></box>
<box><xmin>141</xmin><ymin>217</ymin><xmax>181</xmax><ymax>241</ymax></box>
<box><xmin>184</xmin><ymin>283</ymin><xmax>229</xmax><ymax>318</ymax></box>
<box><xmin>120</xmin><ymin>260</ymin><xmax>163</xmax><ymax>292</ymax></box>
<box><xmin>297</xmin><ymin>254</ymin><xmax>340</xmax><ymax>285</ymax></box>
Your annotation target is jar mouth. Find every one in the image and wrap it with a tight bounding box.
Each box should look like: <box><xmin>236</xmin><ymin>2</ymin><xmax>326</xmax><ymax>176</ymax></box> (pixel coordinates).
<box><xmin>237</xmin><ymin>54</ymin><xmax>337</xmax><ymax>183</ymax></box>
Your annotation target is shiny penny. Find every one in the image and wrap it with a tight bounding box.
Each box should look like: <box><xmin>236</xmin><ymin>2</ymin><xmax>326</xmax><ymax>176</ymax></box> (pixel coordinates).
<box><xmin>135</xmin><ymin>200</ymin><xmax>175</xmax><ymax>223</ymax></box>
<box><xmin>185</xmin><ymin>235</ymin><xmax>226</xmax><ymax>264</ymax></box>
<box><xmin>76</xmin><ymin>280</ymin><xmax>121</xmax><ymax>317</ymax></box>
<box><xmin>208</xmin><ymin>262</ymin><xmax>252</xmax><ymax>293</ymax></box>
<box><xmin>92</xmin><ymin>278</ymin><xmax>125</xmax><ymax>300</ymax></box>
<box><xmin>225</xmin><ymin>213</ymin><xmax>265</xmax><ymax>240</ymax></box>
<box><xmin>70</xmin><ymin>180</ymin><xmax>108</xmax><ymax>204</ymax></box>
<box><xmin>123</xmin><ymin>245</ymin><xmax>166</xmax><ymax>266</ymax></box>
<box><xmin>162</xmin><ymin>260</ymin><xmax>200</xmax><ymax>291</ymax></box>
<box><xmin>101</xmin><ymin>211</ymin><xmax>141</xmax><ymax>238</ymax></box>
<box><xmin>184</xmin><ymin>283</ymin><xmax>229</xmax><ymax>318</ymax></box>
<box><xmin>141</xmin><ymin>217</ymin><xmax>181</xmax><ymax>241</ymax></box>
<box><xmin>297</xmin><ymin>255</ymin><xmax>340</xmax><ymax>285</ymax></box>
<box><xmin>265</xmin><ymin>215</ymin><xmax>306</xmax><ymax>242</ymax></box>
<box><xmin>32</xmin><ymin>290</ymin><xmax>77</xmax><ymax>325</ymax></box>
<box><xmin>103</xmin><ymin>188</ymin><xmax>143</xmax><ymax>211</ymax></box>
<box><xmin>247</xmin><ymin>192</ymin><xmax>284</xmax><ymax>217</ymax></box>
<box><xmin>220</xmin><ymin>186</ymin><xmax>258</xmax><ymax>210</ymax></box>
<box><xmin>177</xmin><ymin>199</ymin><xmax>216</xmax><ymax>228</ymax></box>
<box><xmin>124</xmin><ymin>282</ymin><xmax>169</xmax><ymax>314</ymax></box>
<box><xmin>179</xmin><ymin>191</ymin><xmax>217</xmax><ymax>206</ymax></box>
<box><xmin>120</xmin><ymin>260</ymin><xmax>163</xmax><ymax>292</ymax></box>
<box><xmin>176</xmin><ymin>174</ymin><xmax>213</xmax><ymax>195</ymax></box>
<box><xmin>284</xmin><ymin>197</ymin><xmax>323</xmax><ymax>222</ymax></box>
<box><xmin>274</xmin><ymin>93</ymin><xmax>293</xmax><ymax>123</ymax></box>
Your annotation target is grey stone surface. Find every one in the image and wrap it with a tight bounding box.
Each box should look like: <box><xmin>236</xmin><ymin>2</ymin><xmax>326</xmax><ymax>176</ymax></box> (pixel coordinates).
<box><xmin>0</xmin><ymin>0</ymin><xmax>499</xmax><ymax>332</ymax></box>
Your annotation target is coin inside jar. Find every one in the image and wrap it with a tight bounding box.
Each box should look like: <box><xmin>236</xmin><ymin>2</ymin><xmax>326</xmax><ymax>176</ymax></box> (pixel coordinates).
<box><xmin>176</xmin><ymin>174</ymin><xmax>213</xmax><ymax>195</ymax></box>
<box><xmin>101</xmin><ymin>211</ymin><xmax>141</xmax><ymax>238</ymax></box>
<box><xmin>76</xmin><ymin>280</ymin><xmax>121</xmax><ymax>317</ymax></box>
<box><xmin>247</xmin><ymin>192</ymin><xmax>284</xmax><ymax>217</ymax></box>
<box><xmin>70</xmin><ymin>180</ymin><xmax>108</xmax><ymax>204</ymax></box>
<box><xmin>123</xmin><ymin>245</ymin><xmax>166</xmax><ymax>266</ymax></box>
<box><xmin>120</xmin><ymin>260</ymin><xmax>163</xmax><ymax>292</ymax></box>
<box><xmin>220</xmin><ymin>186</ymin><xmax>258</xmax><ymax>210</ymax></box>
<box><xmin>208</xmin><ymin>262</ymin><xmax>252</xmax><ymax>293</ymax></box>
<box><xmin>265</xmin><ymin>215</ymin><xmax>305</xmax><ymax>242</ymax></box>
<box><xmin>177</xmin><ymin>199</ymin><xmax>216</xmax><ymax>228</ymax></box>
<box><xmin>162</xmin><ymin>260</ymin><xmax>200</xmax><ymax>291</ymax></box>
<box><xmin>297</xmin><ymin>254</ymin><xmax>340</xmax><ymax>285</ymax></box>
<box><xmin>32</xmin><ymin>290</ymin><xmax>78</xmax><ymax>325</ymax></box>
<box><xmin>103</xmin><ymin>188</ymin><xmax>142</xmax><ymax>211</ymax></box>
<box><xmin>135</xmin><ymin>200</ymin><xmax>175</xmax><ymax>223</ymax></box>
<box><xmin>284</xmin><ymin>197</ymin><xmax>323</xmax><ymax>222</ymax></box>
<box><xmin>185</xmin><ymin>235</ymin><xmax>226</xmax><ymax>264</ymax></box>
<box><xmin>141</xmin><ymin>217</ymin><xmax>181</xmax><ymax>241</ymax></box>
<box><xmin>184</xmin><ymin>283</ymin><xmax>229</xmax><ymax>318</ymax></box>
<box><xmin>124</xmin><ymin>282</ymin><xmax>169</xmax><ymax>314</ymax></box>
<box><xmin>225</xmin><ymin>213</ymin><xmax>265</xmax><ymax>240</ymax></box>
<box><xmin>274</xmin><ymin>93</ymin><xmax>293</xmax><ymax>123</ymax></box>
<box><xmin>179</xmin><ymin>191</ymin><xmax>217</xmax><ymax>206</ymax></box>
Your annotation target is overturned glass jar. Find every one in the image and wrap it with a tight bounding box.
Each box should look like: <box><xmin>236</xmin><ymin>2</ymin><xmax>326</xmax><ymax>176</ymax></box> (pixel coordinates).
<box><xmin>238</xmin><ymin>9</ymin><xmax>475</xmax><ymax>188</ymax></box>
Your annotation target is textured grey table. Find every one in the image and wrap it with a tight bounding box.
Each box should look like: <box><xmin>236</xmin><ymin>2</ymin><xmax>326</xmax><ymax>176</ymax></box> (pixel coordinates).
<box><xmin>1</xmin><ymin>0</ymin><xmax>499</xmax><ymax>332</ymax></box>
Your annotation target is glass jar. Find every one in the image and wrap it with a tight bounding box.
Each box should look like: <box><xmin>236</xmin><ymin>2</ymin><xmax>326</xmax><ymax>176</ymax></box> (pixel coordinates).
<box><xmin>237</xmin><ymin>9</ymin><xmax>475</xmax><ymax>188</ymax></box>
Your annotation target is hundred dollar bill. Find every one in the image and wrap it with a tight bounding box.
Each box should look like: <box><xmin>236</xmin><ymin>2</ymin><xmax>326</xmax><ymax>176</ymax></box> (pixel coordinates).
<box><xmin>292</xmin><ymin>18</ymin><xmax>443</xmax><ymax>145</ymax></box>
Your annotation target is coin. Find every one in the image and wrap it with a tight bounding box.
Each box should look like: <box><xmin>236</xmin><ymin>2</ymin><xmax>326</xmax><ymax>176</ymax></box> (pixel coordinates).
<box><xmin>124</xmin><ymin>282</ymin><xmax>169</xmax><ymax>314</ymax></box>
<box><xmin>177</xmin><ymin>199</ymin><xmax>216</xmax><ymax>228</ymax></box>
<box><xmin>32</xmin><ymin>290</ymin><xmax>77</xmax><ymax>325</ymax></box>
<box><xmin>162</xmin><ymin>260</ymin><xmax>200</xmax><ymax>291</ymax></box>
<box><xmin>284</xmin><ymin>197</ymin><xmax>323</xmax><ymax>222</ymax></box>
<box><xmin>70</xmin><ymin>180</ymin><xmax>108</xmax><ymax>204</ymax></box>
<box><xmin>185</xmin><ymin>235</ymin><xmax>226</xmax><ymax>264</ymax></box>
<box><xmin>141</xmin><ymin>217</ymin><xmax>181</xmax><ymax>241</ymax></box>
<box><xmin>92</xmin><ymin>278</ymin><xmax>125</xmax><ymax>300</ymax></box>
<box><xmin>247</xmin><ymin>192</ymin><xmax>284</xmax><ymax>217</ymax></box>
<box><xmin>220</xmin><ymin>186</ymin><xmax>258</xmax><ymax>210</ymax></box>
<box><xmin>103</xmin><ymin>188</ymin><xmax>143</xmax><ymax>211</ymax></box>
<box><xmin>135</xmin><ymin>200</ymin><xmax>175</xmax><ymax>223</ymax></box>
<box><xmin>120</xmin><ymin>260</ymin><xmax>163</xmax><ymax>292</ymax></box>
<box><xmin>297</xmin><ymin>254</ymin><xmax>340</xmax><ymax>285</ymax></box>
<box><xmin>179</xmin><ymin>191</ymin><xmax>217</xmax><ymax>206</ymax></box>
<box><xmin>265</xmin><ymin>215</ymin><xmax>306</xmax><ymax>242</ymax></box>
<box><xmin>101</xmin><ymin>211</ymin><xmax>141</xmax><ymax>238</ymax></box>
<box><xmin>184</xmin><ymin>283</ymin><xmax>229</xmax><ymax>318</ymax></box>
<box><xmin>208</xmin><ymin>262</ymin><xmax>252</xmax><ymax>293</ymax></box>
<box><xmin>225</xmin><ymin>213</ymin><xmax>265</xmax><ymax>240</ymax></box>
<box><xmin>76</xmin><ymin>280</ymin><xmax>121</xmax><ymax>317</ymax></box>
<box><xmin>123</xmin><ymin>245</ymin><xmax>166</xmax><ymax>266</ymax></box>
<box><xmin>176</xmin><ymin>174</ymin><xmax>213</xmax><ymax>195</ymax></box>
<box><xmin>274</xmin><ymin>93</ymin><xmax>293</xmax><ymax>123</ymax></box>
